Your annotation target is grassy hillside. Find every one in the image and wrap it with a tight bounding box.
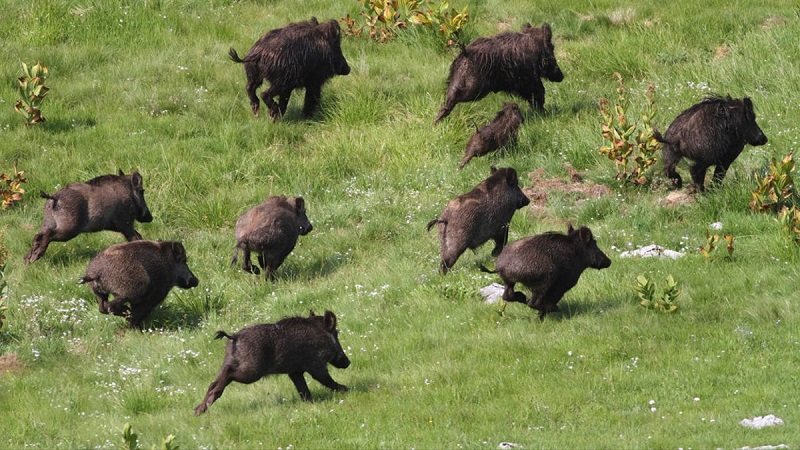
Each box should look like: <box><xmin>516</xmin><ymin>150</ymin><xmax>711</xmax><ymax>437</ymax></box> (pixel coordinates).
<box><xmin>1</xmin><ymin>0</ymin><xmax>799</xmax><ymax>448</ymax></box>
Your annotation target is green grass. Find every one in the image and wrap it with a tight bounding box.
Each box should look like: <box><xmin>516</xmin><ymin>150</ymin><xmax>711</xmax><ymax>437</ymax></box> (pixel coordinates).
<box><xmin>2</xmin><ymin>0</ymin><xmax>800</xmax><ymax>448</ymax></box>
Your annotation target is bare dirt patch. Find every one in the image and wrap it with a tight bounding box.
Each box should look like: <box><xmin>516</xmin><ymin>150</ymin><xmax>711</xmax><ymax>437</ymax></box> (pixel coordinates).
<box><xmin>523</xmin><ymin>164</ymin><xmax>612</xmax><ymax>218</ymax></box>
<box><xmin>0</xmin><ymin>353</ymin><xmax>25</xmax><ymax>374</ymax></box>
<box><xmin>761</xmin><ymin>16</ymin><xmax>787</xmax><ymax>31</ymax></box>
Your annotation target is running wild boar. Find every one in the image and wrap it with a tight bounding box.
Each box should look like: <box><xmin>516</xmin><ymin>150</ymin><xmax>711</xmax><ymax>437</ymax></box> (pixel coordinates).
<box><xmin>79</xmin><ymin>240</ymin><xmax>199</xmax><ymax>328</ymax></box>
<box><xmin>229</xmin><ymin>17</ymin><xmax>351</xmax><ymax>119</ymax></box>
<box><xmin>24</xmin><ymin>170</ymin><xmax>153</xmax><ymax>264</ymax></box>
<box><xmin>232</xmin><ymin>196</ymin><xmax>312</xmax><ymax>281</ymax></box>
<box><xmin>194</xmin><ymin>310</ymin><xmax>351</xmax><ymax>415</ymax></box>
<box><xmin>435</xmin><ymin>23</ymin><xmax>563</xmax><ymax>123</ymax></box>
<box><xmin>655</xmin><ymin>94</ymin><xmax>768</xmax><ymax>192</ymax></box>
<box><xmin>427</xmin><ymin>167</ymin><xmax>530</xmax><ymax>274</ymax></box>
<box><xmin>458</xmin><ymin>102</ymin><xmax>524</xmax><ymax>169</ymax></box>
<box><xmin>484</xmin><ymin>224</ymin><xmax>611</xmax><ymax>320</ymax></box>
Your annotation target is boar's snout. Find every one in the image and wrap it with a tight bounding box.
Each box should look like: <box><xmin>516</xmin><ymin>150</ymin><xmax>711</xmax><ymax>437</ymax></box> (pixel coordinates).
<box><xmin>179</xmin><ymin>269</ymin><xmax>200</xmax><ymax>289</ymax></box>
<box><xmin>138</xmin><ymin>207</ymin><xmax>154</xmax><ymax>224</ymax></box>
<box><xmin>748</xmin><ymin>126</ymin><xmax>768</xmax><ymax>146</ymax></box>
<box><xmin>299</xmin><ymin>223</ymin><xmax>313</xmax><ymax>235</ymax></box>
<box><xmin>336</xmin><ymin>58</ymin><xmax>351</xmax><ymax>76</ymax></box>
<box><xmin>546</xmin><ymin>63</ymin><xmax>564</xmax><ymax>83</ymax></box>
<box><xmin>590</xmin><ymin>248</ymin><xmax>612</xmax><ymax>270</ymax></box>
<box><xmin>331</xmin><ymin>350</ymin><xmax>351</xmax><ymax>369</ymax></box>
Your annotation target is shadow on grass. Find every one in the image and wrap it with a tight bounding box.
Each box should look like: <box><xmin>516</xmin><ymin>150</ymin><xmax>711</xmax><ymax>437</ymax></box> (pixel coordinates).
<box><xmin>40</xmin><ymin>117</ymin><xmax>97</xmax><ymax>133</ymax></box>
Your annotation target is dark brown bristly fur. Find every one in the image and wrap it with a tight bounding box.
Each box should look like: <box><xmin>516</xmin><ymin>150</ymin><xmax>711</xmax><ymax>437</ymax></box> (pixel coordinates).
<box><xmin>427</xmin><ymin>167</ymin><xmax>530</xmax><ymax>274</ymax></box>
<box><xmin>194</xmin><ymin>310</ymin><xmax>350</xmax><ymax>415</ymax></box>
<box><xmin>229</xmin><ymin>17</ymin><xmax>351</xmax><ymax>120</ymax></box>
<box><xmin>435</xmin><ymin>23</ymin><xmax>564</xmax><ymax>123</ymax></box>
<box><xmin>458</xmin><ymin>102</ymin><xmax>524</xmax><ymax>169</ymax></box>
<box><xmin>23</xmin><ymin>170</ymin><xmax>153</xmax><ymax>265</ymax></box>
<box><xmin>654</xmin><ymin>94</ymin><xmax>768</xmax><ymax>192</ymax></box>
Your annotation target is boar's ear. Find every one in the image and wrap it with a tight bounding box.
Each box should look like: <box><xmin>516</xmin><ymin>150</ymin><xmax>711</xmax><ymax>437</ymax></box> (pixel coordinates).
<box><xmin>567</xmin><ymin>223</ymin><xmax>575</xmax><ymax>234</ymax></box>
<box><xmin>131</xmin><ymin>172</ymin><xmax>143</xmax><ymax>190</ymax></box>
<box><xmin>577</xmin><ymin>226</ymin><xmax>593</xmax><ymax>243</ymax></box>
<box><xmin>324</xmin><ymin>310</ymin><xmax>337</xmax><ymax>330</ymax></box>
<box><xmin>542</xmin><ymin>23</ymin><xmax>553</xmax><ymax>42</ymax></box>
<box><xmin>309</xmin><ymin>309</ymin><xmax>317</xmax><ymax>317</ymax></box>
<box><xmin>504</xmin><ymin>168</ymin><xmax>519</xmax><ymax>186</ymax></box>
<box><xmin>490</xmin><ymin>165</ymin><xmax>498</xmax><ymax>175</ymax></box>
<box><xmin>742</xmin><ymin>97</ymin><xmax>754</xmax><ymax>112</ymax></box>
<box><xmin>294</xmin><ymin>196</ymin><xmax>305</xmax><ymax>213</ymax></box>
<box><xmin>118</xmin><ymin>169</ymin><xmax>126</xmax><ymax>176</ymax></box>
<box><xmin>322</xmin><ymin>20</ymin><xmax>341</xmax><ymax>40</ymax></box>
<box><xmin>170</xmin><ymin>241</ymin><xmax>187</xmax><ymax>261</ymax></box>
<box><xmin>309</xmin><ymin>16</ymin><xmax>319</xmax><ymax>25</ymax></box>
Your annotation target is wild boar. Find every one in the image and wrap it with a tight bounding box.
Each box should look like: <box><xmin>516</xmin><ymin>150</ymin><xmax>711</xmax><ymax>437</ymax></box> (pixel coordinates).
<box><xmin>79</xmin><ymin>240</ymin><xmax>199</xmax><ymax>328</ymax></box>
<box><xmin>435</xmin><ymin>23</ymin><xmax>563</xmax><ymax>123</ymax></box>
<box><xmin>483</xmin><ymin>224</ymin><xmax>611</xmax><ymax>320</ymax></box>
<box><xmin>24</xmin><ymin>170</ymin><xmax>153</xmax><ymax>265</ymax></box>
<box><xmin>194</xmin><ymin>310</ymin><xmax>351</xmax><ymax>414</ymax></box>
<box><xmin>655</xmin><ymin>94</ymin><xmax>768</xmax><ymax>192</ymax></box>
<box><xmin>458</xmin><ymin>102</ymin><xmax>524</xmax><ymax>169</ymax></box>
<box><xmin>232</xmin><ymin>196</ymin><xmax>312</xmax><ymax>281</ymax></box>
<box><xmin>229</xmin><ymin>17</ymin><xmax>351</xmax><ymax>120</ymax></box>
<box><xmin>427</xmin><ymin>167</ymin><xmax>530</xmax><ymax>274</ymax></box>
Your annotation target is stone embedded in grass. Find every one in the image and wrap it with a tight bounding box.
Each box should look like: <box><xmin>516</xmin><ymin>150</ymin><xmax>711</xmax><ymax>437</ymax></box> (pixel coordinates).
<box><xmin>739</xmin><ymin>414</ymin><xmax>784</xmax><ymax>429</ymax></box>
<box><xmin>480</xmin><ymin>283</ymin><xmax>505</xmax><ymax>304</ymax></box>
<box><xmin>620</xmin><ymin>245</ymin><xmax>684</xmax><ymax>259</ymax></box>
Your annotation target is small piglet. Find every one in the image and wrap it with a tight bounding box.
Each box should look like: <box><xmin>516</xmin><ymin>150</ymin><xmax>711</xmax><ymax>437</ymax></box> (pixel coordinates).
<box><xmin>655</xmin><ymin>94</ymin><xmax>768</xmax><ymax>192</ymax></box>
<box><xmin>458</xmin><ymin>102</ymin><xmax>524</xmax><ymax>169</ymax></box>
<box><xmin>484</xmin><ymin>225</ymin><xmax>611</xmax><ymax>320</ymax></box>
<box><xmin>24</xmin><ymin>170</ymin><xmax>153</xmax><ymax>264</ymax></box>
<box><xmin>232</xmin><ymin>196</ymin><xmax>312</xmax><ymax>281</ymax></box>
<box><xmin>79</xmin><ymin>240</ymin><xmax>199</xmax><ymax>328</ymax></box>
<box><xmin>194</xmin><ymin>310</ymin><xmax>351</xmax><ymax>415</ymax></box>
<box><xmin>229</xmin><ymin>17</ymin><xmax>351</xmax><ymax>119</ymax></box>
<box><xmin>435</xmin><ymin>23</ymin><xmax>563</xmax><ymax>123</ymax></box>
<box><xmin>427</xmin><ymin>167</ymin><xmax>530</xmax><ymax>274</ymax></box>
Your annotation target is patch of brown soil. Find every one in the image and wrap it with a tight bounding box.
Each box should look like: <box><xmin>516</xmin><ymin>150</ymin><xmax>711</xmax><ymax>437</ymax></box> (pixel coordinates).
<box><xmin>660</xmin><ymin>191</ymin><xmax>695</xmax><ymax>207</ymax></box>
<box><xmin>523</xmin><ymin>164</ymin><xmax>612</xmax><ymax>218</ymax></box>
<box><xmin>714</xmin><ymin>44</ymin><xmax>731</xmax><ymax>60</ymax></box>
<box><xmin>761</xmin><ymin>16</ymin><xmax>786</xmax><ymax>30</ymax></box>
<box><xmin>0</xmin><ymin>353</ymin><xmax>25</xmax><ymax>374</ymax></box>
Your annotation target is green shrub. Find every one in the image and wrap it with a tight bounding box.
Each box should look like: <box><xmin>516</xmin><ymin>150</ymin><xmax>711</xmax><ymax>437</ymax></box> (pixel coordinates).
<box><xmin>0</xmin><ymin>228</ymin><xmax>7</xmax><ymax>330</ymax></box>
<box><xmin>699</xmin><ymin>230</ymin><xmax>734</xmax><ymax>261</ymax></box>
<box><xmin>1</xmin><ymin>162</ymin><xmax>28</xmax><ymax>210</ymax></box>
<box><xmin>598</xmin><ymin>73</ymin><xmax>660</xmax><ymax>187</ymax></box>
<box><xmin>341</xmin><ymin>0</ymin><xmax>468</xmax><ymax>47</ymax></box>
<box><xmin>634</xmin><ymin>274</ymin><xmax>680</xmax><ymax>313</ymax></box>
<box><xmin>14</xmin><ymin>62</ymin><xmax>49</xmax><ymax>126</ymax></box>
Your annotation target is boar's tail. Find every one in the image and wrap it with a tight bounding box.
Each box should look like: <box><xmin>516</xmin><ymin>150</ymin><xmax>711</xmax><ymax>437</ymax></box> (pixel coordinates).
<box><xmin>228</xmin><ymin>48</ymin><xmax>245</xmax><ymax>64</ymax></box>
<box><xmin>652</xmin><ymin>128</ymin><xmax>669</xmax><ymax>144</ymax></box>
<box><xmin>214</xmin><ymin>330</ymin><xmax>236</xmax><ymax>341</ymax></box>
<box><xmin>478</xmin><ymin>264</ymin><xmax>497</xmax><ymax>274</ymax></box>
<box><xmin>426</xmin><ymin>219</ymin><xmax>445</xmax><ymax>232</ymax></box>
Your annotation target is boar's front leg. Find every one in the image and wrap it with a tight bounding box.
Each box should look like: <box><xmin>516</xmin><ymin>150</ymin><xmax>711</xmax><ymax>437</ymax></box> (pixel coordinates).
<box><xmin>288</xmin><ymin>372</ymin><xmax>313</xmax><ymax>402</ymax></box>
<box><xmin>302</xmin><ymin>83</ymin><xmax>322</xmax><ymax>118</ymax></box>
<box><xmin>491</xmin><ymin>225</ymin><xmax>510</xmax><ymax>257</ymax></box>
<box><xmin>23</xmin><ymin>231</ymin><xmax>52</xmax><ymax>265</ymax></box>
<box><xmin>117</xmin><ymin>222</ymin><xmax>143</xmax><ymax>241</ymax></box>
<box><xmin>530</xmin><ymin>79</ymin><xmax>545</xmax><ymax>112</ymax></box>
<box><xmin>307</xmin><ymin>366</ymin><xmax>349</xmax><ymax>394</ymax></box>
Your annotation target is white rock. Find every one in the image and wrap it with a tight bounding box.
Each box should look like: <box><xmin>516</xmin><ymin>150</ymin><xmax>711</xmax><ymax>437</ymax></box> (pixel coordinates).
<box><xmin>619</xmin><ymin>245</ymin><xmax>684</xmax><ymax>260</ymax></box>
<box><xmin>737</xmin><ymin>445</ymin><xmax>789</xmax><ymax>450</ymax></box>
<box><xmin>739</xmin><ymin>414</ymin><xmax>785</xmax><ymax>429</ymax></box>
<box><xmin>710</xmin><ymin>221</ymin><xmax>723</xmax><ymax>230</ymax></box>
<box><xmin>498</xmin><ymin>443</ymin><xmax>523</xmax><ymax>449</ymax></box>
<box><xmin>480</xmin><ymin>283</ymin><xmax>505</xmax><ymax>304</ymax></box>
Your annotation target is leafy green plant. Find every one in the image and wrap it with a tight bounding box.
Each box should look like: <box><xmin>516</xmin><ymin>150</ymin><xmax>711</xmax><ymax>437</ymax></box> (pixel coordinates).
<box><xmin>776</xmin><ymin>205</ymin><xmax>800</xmax><ymax>244</ymax></box>
<box><xmin>341</xmin><ymin>0</ymin><xmax>468</xmax><ymax>46</ymax></box>
<box><xmin>598</xmin><ymin>73</ymin><xmax>660</xmax><ymax>186</ymax></box>
<box><xmin>14</xmin><ymin>62</ymin><xmax>49</xmax><ymax>126</ymax></box>
<box><xmin>750</xmin><ymin>153</ymin><xmax>796</xmax><ymax>213</ymax></box>
<box><xmin>635</xmin><ymin>274</ymin><xmax>680</xmax><ymax>313</ymax></box>
<box><xmin>699</xmin><ymin>230</ymin><xmax>734</xmax><ymax>261</ymax></box>
<box><xmin>119</xmin><ymin>423</ymin><xmax>178</xmax><ymax>450</ymax></box>
<box><xmin>1</xmin><ymin>162</ymin><xmax>28</xmax><ymax>210</ymax></box>
<box><xmin>0</xmin><ymin>228</ymin><xmax>7</xmax><ymax>330</ymax></box>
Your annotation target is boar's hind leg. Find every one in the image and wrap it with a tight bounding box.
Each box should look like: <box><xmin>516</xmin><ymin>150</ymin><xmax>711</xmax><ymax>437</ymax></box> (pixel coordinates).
<box><xmin>289</xmin><ymin>372</ymin><xmax>314</xmax><ymax>401</ymax></box>
<box><xmin>491</xmin><ymin>227</ymin><xmax>510</xmax><ymax>257</ymax></box>
<box><xmin>238</xmin><ymin>247</ymin><xmax>260</xmax><ymax>274</ymax></box>
<box><xmin>661</xmin><ymin>146</ymin><xmax>683</xmax><ymax>188</ymax></box>
<box><xmin>194</xmin><ymin>365</ymin><xmax>236</xmax><ymax>415</ymax></box>
<box><xmin>259</xmin><ymin>86</ymin><xmax>282</xmax><ymax>120</ymax></box>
